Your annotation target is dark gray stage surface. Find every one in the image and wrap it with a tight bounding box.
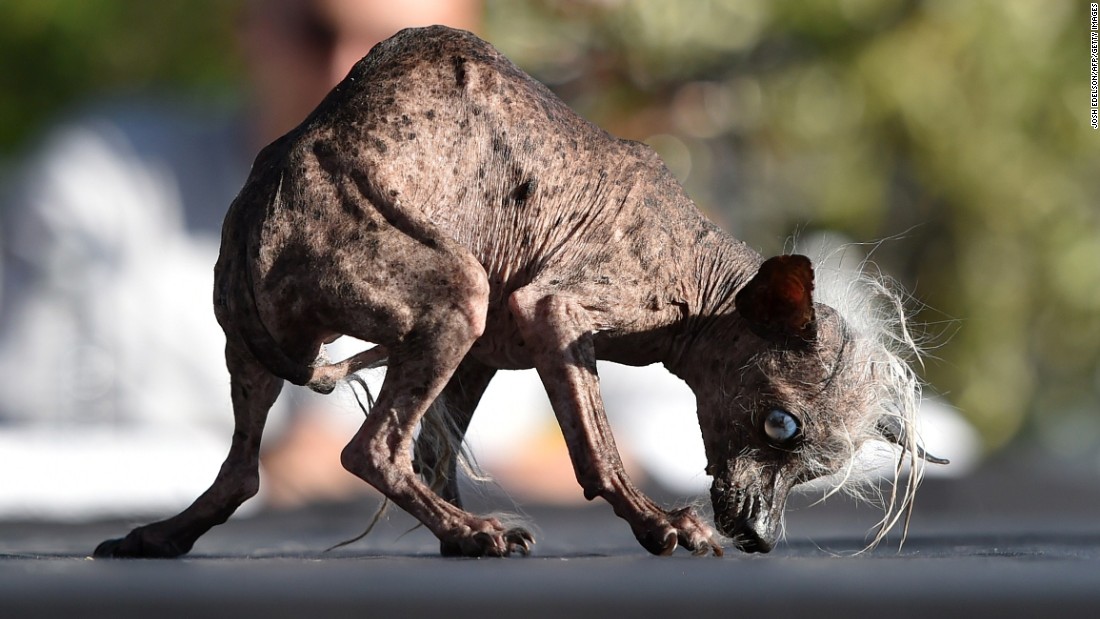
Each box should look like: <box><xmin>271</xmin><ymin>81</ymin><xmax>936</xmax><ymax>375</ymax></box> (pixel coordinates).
<box><xmin>3</xmin><ymin>455</ymin><xmax>1099</xmax><ymax>618</ymax></box>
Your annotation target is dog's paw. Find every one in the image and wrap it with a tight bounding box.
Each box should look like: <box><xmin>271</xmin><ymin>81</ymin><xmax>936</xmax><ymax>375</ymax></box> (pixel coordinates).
<box><xmin>669</xmin><ymin>507</ymin><xmax>724</xmax><ymax>557</ymax></box>
<box><xmin>307</xmin><ymin>378</ymin><xmax>338</xmax><ymax>395</ymax></box>
<box><xmin>93</xmin><ymin>529</ymin><xmax>189</xmax><ymax>559</ymax></box>
<box><xmin>634</xmin><ymin>507</ymin><xmax>724</xmax><ymax>557</ymax></box>
<box><xmin>438</xmin><ymin>520</ymin><xmax>535</xmax><ymax>558</ymax></box>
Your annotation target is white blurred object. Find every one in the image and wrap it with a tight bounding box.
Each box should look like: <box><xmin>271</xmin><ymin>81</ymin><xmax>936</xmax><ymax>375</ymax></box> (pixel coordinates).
<box><xmin>596</xmin><ymin>362</ymin><xmax>707</xmax><ymax>494</ymax></box>
<box><xmin>464</xmin><ymin>368</ymin><xmax>555</xmax><ymax>467</ymax></box>
<box><xmin>0</xmin><ymin>426</ymin><xmax>232</xmax><ymax>520</ymax></box>
<box><xmin>846</xmin><ymin>398</ymin><xmax>982</xmax><ymax>481</ymax></box>
<box><xmin>464</xmin><ymin>361</ymin><xmax>709</xmax><ymax>496</ymax></box>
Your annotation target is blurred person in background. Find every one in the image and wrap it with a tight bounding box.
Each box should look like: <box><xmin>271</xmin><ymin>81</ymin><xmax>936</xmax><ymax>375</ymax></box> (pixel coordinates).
<box><xmin>0</xmin><ymin>0</ymin><xmax>481</xmax><ymax>518</ymax></box>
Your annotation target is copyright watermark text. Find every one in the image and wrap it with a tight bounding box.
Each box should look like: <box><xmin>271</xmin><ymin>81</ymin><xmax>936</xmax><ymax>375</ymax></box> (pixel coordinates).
<box><xmin>1091</xmin><ymin>3</ymin><xmax>1098</xmax><ymax>128</ymax></box>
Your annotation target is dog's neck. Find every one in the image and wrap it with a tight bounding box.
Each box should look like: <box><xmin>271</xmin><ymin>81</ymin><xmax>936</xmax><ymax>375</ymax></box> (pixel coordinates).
<box><xmin>662</xmin><ymin>225</ymin><xmax>765</xmax><ymax>380</ymax></box>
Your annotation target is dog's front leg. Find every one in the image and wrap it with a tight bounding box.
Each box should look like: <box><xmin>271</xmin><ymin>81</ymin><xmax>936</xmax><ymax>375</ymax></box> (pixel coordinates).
<box><xmin>509</xmin><ymin>286</ymin><xmax>723</xmax><ymax>556</ymax></box>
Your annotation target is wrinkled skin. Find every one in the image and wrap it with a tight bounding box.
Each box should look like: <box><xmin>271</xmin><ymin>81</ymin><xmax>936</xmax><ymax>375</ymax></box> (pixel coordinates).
<box><xmin>95</xmin><ymin>27</ymin><xmax>881</xmax><ymax>559</ymax></box>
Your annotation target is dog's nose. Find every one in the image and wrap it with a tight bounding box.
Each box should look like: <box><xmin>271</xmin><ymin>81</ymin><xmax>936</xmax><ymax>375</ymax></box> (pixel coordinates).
<box><xmin>732</xmin><ymin>528</ymin><xmax>776</xmax><ymax>553</ymax></box>
<box><xmin>717</xmin><ymin>507</ymin><xmax>779</xmax><ymax>553</ymax></box>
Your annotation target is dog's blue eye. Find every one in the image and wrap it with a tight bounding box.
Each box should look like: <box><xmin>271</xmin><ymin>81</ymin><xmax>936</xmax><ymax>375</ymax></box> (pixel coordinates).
<box><xmin>763</xmin><ymin>409</ymin><xmax>800</xmax><ymax>443</ymax></box>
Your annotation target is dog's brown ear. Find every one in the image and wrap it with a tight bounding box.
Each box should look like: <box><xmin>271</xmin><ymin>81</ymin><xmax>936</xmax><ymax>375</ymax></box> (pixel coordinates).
<box><xmin>735</xmin><ymin>254</ymin><xmax>816</xmax><ymax>345</ymax></box>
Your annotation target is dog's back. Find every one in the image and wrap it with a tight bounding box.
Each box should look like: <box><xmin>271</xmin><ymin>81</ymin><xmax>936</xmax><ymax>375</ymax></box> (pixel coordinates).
<box><xmin>218</xmin><ymin>25</ymin><xmax>734</xmax><ymax>372</ymax></box>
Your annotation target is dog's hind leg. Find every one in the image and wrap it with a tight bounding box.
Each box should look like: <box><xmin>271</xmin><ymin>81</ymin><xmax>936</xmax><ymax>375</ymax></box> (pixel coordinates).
<box><xmin>93</xmin><ymin>341</ymin><xmax>283</xmax><ymax>558</ymax></box>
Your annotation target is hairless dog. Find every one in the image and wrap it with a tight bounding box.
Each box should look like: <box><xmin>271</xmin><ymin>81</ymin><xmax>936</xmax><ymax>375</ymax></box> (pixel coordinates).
<box><xmin>95</xmin><ymin>26</ymin><xmax>944</xmax><ymax>559</ymax></box>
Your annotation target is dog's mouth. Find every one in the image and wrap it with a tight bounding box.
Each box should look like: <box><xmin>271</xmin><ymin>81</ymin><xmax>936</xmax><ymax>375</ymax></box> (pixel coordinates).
<box><xmin>711</xmin><ymin>475</ymin><xmax>792</xmax><ymax>554</ymax></box>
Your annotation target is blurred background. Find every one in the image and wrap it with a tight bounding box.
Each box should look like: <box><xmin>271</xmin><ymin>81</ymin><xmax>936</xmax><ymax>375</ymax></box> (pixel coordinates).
<box><xmin>0</xmin><ymin>0</ymin><xmax>1097</xmax><ymax>522</ymax></box>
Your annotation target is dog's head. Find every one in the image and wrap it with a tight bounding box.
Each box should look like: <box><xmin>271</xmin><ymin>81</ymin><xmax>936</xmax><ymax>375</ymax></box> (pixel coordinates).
<box><xmin>680</xmin><ymin>255</ymin><xmax>939</xmax><ymax>553</ymax></box>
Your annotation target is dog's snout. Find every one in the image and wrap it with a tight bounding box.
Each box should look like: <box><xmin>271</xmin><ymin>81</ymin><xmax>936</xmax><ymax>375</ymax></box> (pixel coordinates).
<box><xmin>732</xmin><ymin>525</ymin><xmax>776</xmax><ymax>553</ymax></box>
<box><xmin>718</xmin><ymin>515</ymin><xmax>778</xmax><ymax>553</ymax></box>
<box><xmin>713</xmin><ymin>482</ymin><xmax>781</xmax><ymax>553</ymax></box>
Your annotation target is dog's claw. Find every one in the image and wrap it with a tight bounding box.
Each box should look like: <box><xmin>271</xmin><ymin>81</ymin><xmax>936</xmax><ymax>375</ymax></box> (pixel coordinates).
<box><xmin>505</xmin><ymin>527</ymin><xmax>534</xmax><ymax>556</ymax></box>
<box><xmin>636</xmin><ymin>527</ymin><xmax>677</xmax><ymax>556</ymax></box>
<box><xmin>670</xmin><ymin>507</ymin><xmax>724</xmax><ymax>557</ymax></box>
<box><xmin>691</xmin><ymin>538</ymin><xmax>724</xmax><ymax>557</ymax></box>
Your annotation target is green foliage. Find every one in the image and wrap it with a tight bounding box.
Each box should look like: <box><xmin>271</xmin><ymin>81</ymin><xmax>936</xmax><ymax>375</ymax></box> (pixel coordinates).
<box><xmin>0</xmin><ymin>0</ymin><xmax>241</xmax><ymax>153</ymax></box>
